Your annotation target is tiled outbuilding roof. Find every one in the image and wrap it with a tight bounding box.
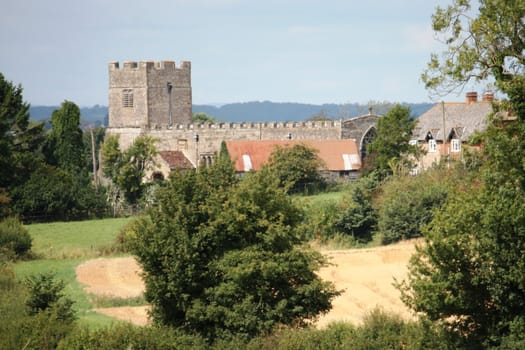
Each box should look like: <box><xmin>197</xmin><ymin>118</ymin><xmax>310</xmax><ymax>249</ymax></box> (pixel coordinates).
<box><xmin>414</xmin><ymin>100</ymin><xmax>492</xmax><ymax>142</ymax></box>
<box><xmin>158</xmin><ymin>151</ymin><xmax>193</xmax><ymax>169</ymax></box>
<box><xmin>225</xmin><ymin>139</ymin><xmax>361</xmax><ymax>172</ymax></box>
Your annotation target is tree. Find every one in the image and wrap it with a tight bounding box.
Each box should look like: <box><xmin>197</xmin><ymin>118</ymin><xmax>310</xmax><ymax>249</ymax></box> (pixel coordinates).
<box><xmin>10</xmin><ymin>164</ymin><xmax>107</xmax><ymax>221</ymax></box>
<box><xmin>0</xmin><ymin>73</ymin><xmax>45</xmax><ymax>189</ymax></box>
<box><xmin>192</xmin><ymin>112</ymin><xmax>217</xmax><ymax>124</ymax></box>
<box><xmin>400</xmin><ymin>1</ymin><xmax>525</xmax><ymax>347</ymax></box>
<box><xmin>364</xmin><ymin>104</ymin><xmax>418</xmax><ymax>179</ymax></box>
<box><xmin>101</xmin><ymin>135</ymin><xmax>158</xmax><ymax>205</ymax></box>
<box><xmin>131</xmin><ymin>159</ymin><xmax>339</xmax><ymax>342</ymax></box>
<box><xmin>45</xmin><ymin>101</ymin><xmax>85</xmax><ymax>173</ymax></box>
<box><xmin>267</xmin><ymin>144</ymin><xmax>325</xmax><ymax>194</ymax></box>
<box><xmin>421</xmin><ymin>0</ymin><xmax>525</xmax><ymax>119</ymax></box>
<box><xmin>333</xmin><ymin>181</ymin><xmax>377</xmax><ymax>243</ymax></box>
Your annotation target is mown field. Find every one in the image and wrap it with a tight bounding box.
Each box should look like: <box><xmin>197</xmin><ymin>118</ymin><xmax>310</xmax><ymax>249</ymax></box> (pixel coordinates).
<box><xmin>14</xmin><ymin>217</ymin><xmax>135</xmax><ymax>328</ymax></box>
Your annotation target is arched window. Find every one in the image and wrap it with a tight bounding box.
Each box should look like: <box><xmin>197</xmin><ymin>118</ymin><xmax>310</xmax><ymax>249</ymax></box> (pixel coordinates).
<box><xmin>360</xmin><ymin>127</ymin><xmax>377</xmax><ymax>160</ymax></box>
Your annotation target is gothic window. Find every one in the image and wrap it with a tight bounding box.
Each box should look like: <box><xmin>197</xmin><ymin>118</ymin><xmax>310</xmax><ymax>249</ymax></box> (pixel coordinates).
<box><xmin>122</xmin><ymin>89</ymin><xmax>134</xmax><ymax>108</ymax></box>
<box><xmin>360</xmin><ymin>127</ymin><xmax>377</xmax><ymax>159</ymax></box>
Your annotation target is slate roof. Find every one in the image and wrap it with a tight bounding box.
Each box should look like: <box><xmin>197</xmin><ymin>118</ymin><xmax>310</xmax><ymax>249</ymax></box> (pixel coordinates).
<box><xmin>159</xmin><ymin>151</ymin><xmax>193</xmax><ymax>169</ymax></box>
<box><xmin>413</xmin><ymin>101</ymin><xmax>492</xmax><ymax>142</ymax></box>
<box><xmin>225</xmin><ymin>139</ymin><xmax>361</xmax><ymax>172</ymax></box>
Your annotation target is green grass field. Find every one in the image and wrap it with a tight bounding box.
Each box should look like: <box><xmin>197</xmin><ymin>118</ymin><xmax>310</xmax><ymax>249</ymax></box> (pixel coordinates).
<box><xmin>27</xmin><ymin>217</ymin><xmax>132</xmax><ymax>259</ymax></box>
<box><xmin>12</xmin><ymin>192</ymin><xmax>354</xmax><ymax>329</ymax></box>
<box><xmin>14</xmin><ymin>217</ymin><xmax>135</xmax><ymax>328</ymax></box>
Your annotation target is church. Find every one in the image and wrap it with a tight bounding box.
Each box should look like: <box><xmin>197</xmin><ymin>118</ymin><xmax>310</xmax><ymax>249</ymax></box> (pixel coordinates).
<box><xmin>105</xmin><ymin>60</ymin><xmax>379</xmax><ymax>179</ymax></box>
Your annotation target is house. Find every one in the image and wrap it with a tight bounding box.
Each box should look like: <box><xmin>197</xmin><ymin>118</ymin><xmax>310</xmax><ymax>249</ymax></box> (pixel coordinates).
<box><xmin>225</xmin><ymin>139</ymin><xmax>362</xmax><ymax>180</ymax></box>
<box><xmin>411</xmin><ymin>92</ymin><xmax>494</xmax><ymax>172</ymax></box>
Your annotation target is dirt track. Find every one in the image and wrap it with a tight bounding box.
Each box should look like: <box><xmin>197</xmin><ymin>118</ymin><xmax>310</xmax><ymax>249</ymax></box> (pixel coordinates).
<box><xmin>76</xmin><ymin>240</ymin><xmax>417</xmax><ymax>327</ymax></box>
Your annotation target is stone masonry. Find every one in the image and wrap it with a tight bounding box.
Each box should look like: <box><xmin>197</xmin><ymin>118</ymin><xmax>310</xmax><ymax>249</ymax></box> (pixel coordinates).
<box><xmin>106</xmin><ymin>60</ymin><xmax>379</xmax><ymax>170</ymax></box>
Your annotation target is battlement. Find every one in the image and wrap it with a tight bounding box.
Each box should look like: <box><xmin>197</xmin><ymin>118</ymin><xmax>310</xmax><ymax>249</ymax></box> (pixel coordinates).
<box><xmin>146</xmin><ymin>120</ymin><xmax>342</xmax><ymax>131</ymax></box>
<box><xmin>109</xmin><ymin>60</ymin><xmax>191</xmax><ymax>72</ymax></box>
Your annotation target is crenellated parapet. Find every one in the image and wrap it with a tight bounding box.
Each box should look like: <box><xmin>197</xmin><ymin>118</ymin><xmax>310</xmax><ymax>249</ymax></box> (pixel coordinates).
<box><xmin>109</xmin><ymin>60</ymin><xmax>191</xmax><ymax>73</ymax></box>
<box><xmin>147</xmin><ymin>120</ymin><xmax>342</xmax><ymax>131</ymax></box>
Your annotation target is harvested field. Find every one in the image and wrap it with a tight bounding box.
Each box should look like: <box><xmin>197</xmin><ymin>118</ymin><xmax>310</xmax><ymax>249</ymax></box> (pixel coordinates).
<box><xmin>76</xmin><ymin>240</ymin><xmax>418</xmax><ymax>327</ymax></box>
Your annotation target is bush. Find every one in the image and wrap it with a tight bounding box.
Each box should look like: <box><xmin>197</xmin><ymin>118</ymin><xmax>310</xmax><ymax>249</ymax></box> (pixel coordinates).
<box><xmin>377</xmin><ymin>170</ymin><xmax>449</xmax><ymax>244</ymax></box>
<box><xmin>301</xmin><ymin>175</ymin><xmax>378</xmax><ymax>245</ymax></box>
<box><xmin>0</xmin><ymin>217</ymin><xmax>32</xmax><ymax>259</ymax></box>
<box><xmin>114</xmin><ymin>217</ymin><xmax>144</xmax><ymax>253</ymax></box>
<box><xmin>58</xmin><ymin>324</ymin><xmax>208</xmax><ymax>350</ymax></box>
<box><xmin>25</xmin><ymin>272</ymin><xmax>75</xmax><ymax>322</ymax></box>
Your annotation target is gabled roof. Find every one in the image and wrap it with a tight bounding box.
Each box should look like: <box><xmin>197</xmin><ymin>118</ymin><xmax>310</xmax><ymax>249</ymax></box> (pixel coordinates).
<box><xmin>159</xmin><ymin>151</ymin><xmax>193</xmax><ymax>169</ymax></box>
<box><xmin>225</xmin><ymin>139</ymin><xmax>361</xmax><ymax>172</ymax></box>
<box><xmin>414</xmin><ymin>101</ymin><xmax>492</xmax><ymax>142</ymax></box>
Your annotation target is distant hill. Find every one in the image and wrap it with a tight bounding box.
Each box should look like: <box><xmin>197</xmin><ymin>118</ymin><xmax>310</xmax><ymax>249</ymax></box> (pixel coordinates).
<box><xmin>29</xmin><ymin>101</ymin><xmax>434</xmax><ymax>126</ymax></box>
<box><xmin>192</xmin><ymin>101</ymin><xmax>434</xmax><ymax>122</ymax></box>
<box><xmin>30</xmin><ymin>105</ymin><xmax>108</xmax><ymax>127</ymax></box>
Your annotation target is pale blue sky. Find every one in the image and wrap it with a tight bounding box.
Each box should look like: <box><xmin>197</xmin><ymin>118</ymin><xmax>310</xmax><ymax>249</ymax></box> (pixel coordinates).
<box><xmin>1</xmin><ymin>0</ymin><xmax>459</xmax><ymax>107</ymax></box>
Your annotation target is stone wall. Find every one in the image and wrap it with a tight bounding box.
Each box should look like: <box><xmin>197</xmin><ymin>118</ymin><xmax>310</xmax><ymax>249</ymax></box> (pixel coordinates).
<box><xmin>107</xmin><ymin>59</ymin><xmax>380</xmax><ymax>172</ymax></box>
<box><xmin>108</xmin><ymin>60</ymin><xmax>192</xmax><ymax>129</ymax></box>
<box><xmin>106</xmin><ymin>120</ymin><xmax>343</xmax><ymax>169</ymax></box>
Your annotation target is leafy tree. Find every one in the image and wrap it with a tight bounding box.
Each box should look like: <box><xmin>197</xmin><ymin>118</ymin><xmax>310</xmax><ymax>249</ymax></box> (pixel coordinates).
<box><xmin>131</xmin><ymin>159</ymin><xmax>339</xmax><ymax>341</ymax></box>
<box><xmin>267</xmin><ymin>144</ymin><xmax>325</xmax><ymax>194</ymax></box>
<box><xmin>364</xmin><ymin>104</ymin><xmax>418</xmax><ymax>179</ymax></box>
<box><xmin>333</xmin><ymin>181</ymin><xmax>377</xmax><ymax>243</ymax></box>
<box><xmin>45</xmin><ymin>100</ymin><xmax>85</xmax><ymax>173</ymax></box>
<box><xmin>400</xmin><ymin>0</ymin><xmax>525</xmax><ymax>347</ymax></box>
<box><xmin>101</xmin><ymin>135</ymin><xmax>158</xmax><ymax>205</ymax></box>
<box><xmin>218</xmin><ymin>140</ymin><xmax>230</xmax><ymax>161</ymax></box>
<box><xmin>0</xmin><ymin>73</ymin><xmax>45</xmax><ymax>189</ymax></box>
<box><xmin>10</xmin><ymin>164</ymin><xmax>107</xmax><ymax>221</ymax></box>
<box><xmin>192</xmin><ymin>112</ymin><xmax>217</xmax><ymax>124</ymax></box>
<box><xmin>421</xmin><ymin>0</ymin><xmax>525</xmax><ymax>114</ymax></box>
<box><xmin>306</xmin><ymin>109</ymin><xmax>332</xmax><ymax>121</ymax></box>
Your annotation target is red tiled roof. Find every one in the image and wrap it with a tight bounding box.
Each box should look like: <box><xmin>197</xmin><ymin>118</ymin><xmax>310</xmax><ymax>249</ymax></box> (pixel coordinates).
<box><xmin>159</xmin><ymin>151</ymin><xmax>193</xmax><ymax>169</ymax></box>
<box><xmin>226</xmin><ymin>140</ymin><xmax>361</xmax><ymax>172</ymax></box>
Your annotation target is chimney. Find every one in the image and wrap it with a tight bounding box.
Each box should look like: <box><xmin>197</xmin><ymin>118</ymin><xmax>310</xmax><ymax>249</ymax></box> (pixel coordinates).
<box><xmin>482</xmin><ymin>92</ymin><xmax>494</xmax><ymax>102</ymax></box>
<box><xmin>466</xmin><ymin>92</ymin><xmax>478</xmax><ymax>104</ymax></box>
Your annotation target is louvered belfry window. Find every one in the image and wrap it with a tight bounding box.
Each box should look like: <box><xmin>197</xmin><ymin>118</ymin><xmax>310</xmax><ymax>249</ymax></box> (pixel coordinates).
<box><xmin>122</xmin><ymin>89</ymin><xmax>134</xmax><ymax>108</ymax></box>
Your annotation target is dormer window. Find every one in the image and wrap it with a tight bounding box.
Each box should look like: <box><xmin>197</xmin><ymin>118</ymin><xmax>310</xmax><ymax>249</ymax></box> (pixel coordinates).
<box><xmin>122</xmin><ymin>89</ymin><xmax>134</xmax><ymax>108</ymax></box>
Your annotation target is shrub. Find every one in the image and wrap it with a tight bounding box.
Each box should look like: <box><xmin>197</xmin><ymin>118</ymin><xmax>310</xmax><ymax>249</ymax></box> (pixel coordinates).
<box><xmin>377</xmin><ymin>170</ymin><xmax>449</xmax><ymax>244</ymax></box>
<box><xmin>25</xmin><ymin>272</ymin><xmax>75</xmax><ymax>322</ymax></box>
<box><xmin>114</xmin><ymin>217</ymin><xmax>144</xmax><ymax>253</ymax></box>
<box><xmin>333</xmin><ymin>184</ymin><xmax>377</xmax><ymax>243</ymax></box>
<box><xmin>58</xmin><ymin>324</ymin><xmax>208</xmax><ymax>350</ymax></box>
<box><xmin>0</xmin><ymin>216</ymin><xmax>32</xmax><ymax>259</ymax></box>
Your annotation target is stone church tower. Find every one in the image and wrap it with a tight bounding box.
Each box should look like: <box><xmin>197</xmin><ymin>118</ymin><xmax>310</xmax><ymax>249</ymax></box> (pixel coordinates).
<box><xmin>108</xmin><ymin>60</ymin><xmax>192</xmax><ymax>128</ymax></box>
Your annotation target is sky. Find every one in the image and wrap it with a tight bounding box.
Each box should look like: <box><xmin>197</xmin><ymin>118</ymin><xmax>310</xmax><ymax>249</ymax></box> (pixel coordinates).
<box><xmin>1</xmin><ymin>0</ymin><xmax>461</xmax><ymax>107</ymax></box>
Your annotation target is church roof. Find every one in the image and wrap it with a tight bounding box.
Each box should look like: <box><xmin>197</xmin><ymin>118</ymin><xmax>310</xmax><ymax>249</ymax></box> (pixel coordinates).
<box><xmin>159</xmin><ymin>151</ymin><xmax>193</xmax><ymax>169</ymax></box>
<box><xmin>225</xmin><ymin>139</ymin><xmax>361</xmax><ymax>172</ymax></box>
